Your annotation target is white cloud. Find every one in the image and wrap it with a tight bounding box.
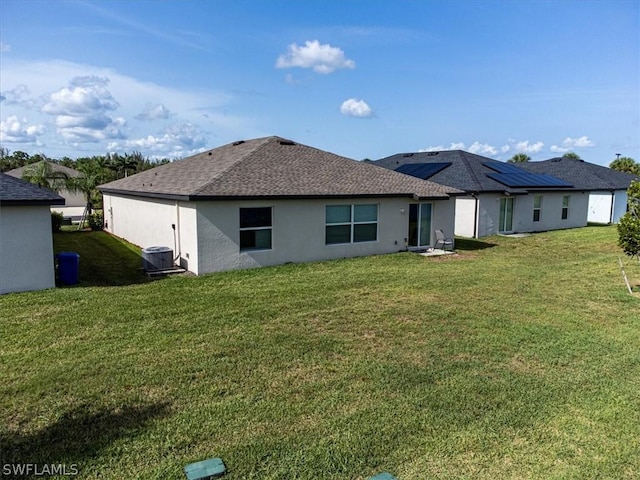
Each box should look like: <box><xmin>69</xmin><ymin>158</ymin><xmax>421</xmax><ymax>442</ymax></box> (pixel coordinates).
<box><xmin>107</xmin><ymin>122</ymin><xmax>207</xmax><ymax>159</ymax></box>
<box><xmin>340</xmin><ymin>98</ymin><xmax>373</xmax><ymax>118</ymax></box>
<box><xmin>0</xmin><ymin>115</ymin><xmax>45</xmax><ymax>144</ymax></box>
<box><xmin>135</xmin><ymin>103</ymin><xmax>171</xmax><ymax>121</ymax></box>
<box><xmin>550</xmin><ymin>135</ymin><xmax>595</xmax><ymax>153</ymax></box>
<box><xmin>1</xmin><ymin>59</ymin><xmax>240</xmax><ymax>155</ymax></box>
<box><xmin>501</xmin><ymin>145</ymin><xmax>511</xmax><ymax>153</ymax></box>
<box><xmin>0</xmin><ymin>84</ymin><xmax>35</xmax><ymax>106</ymax></box>
<box><xmin>468</xmin><ymin>141</ymin><xmax>498</xmax><ymax>156</ymax></box>
<box><xmin>550</xmin><ymin>145</ymin><xmax>570</xmax><ymax>153</ymax></box>
<box><xmin>41</xmin><ymin>76</ymin><xmax>126</xmax><ymax>143</ymax></box>
<box><xmin>419</xmin><ymin>142</ymin><xmax>465</xmax><ymax>152</ymax></box>
<box><xmin>514</xmin><ymin>140</ymin><xmax>544</xmax><ymax>153</ymax></box>
<box><xmin>276</xmin><ymin>40</ymin><xmax>355</xmax><ymax>74</ymax></box>
<box><xmin>564</xmin><ymin>136</ymin><xmax>595</xmax><ymax>148</ymax></box>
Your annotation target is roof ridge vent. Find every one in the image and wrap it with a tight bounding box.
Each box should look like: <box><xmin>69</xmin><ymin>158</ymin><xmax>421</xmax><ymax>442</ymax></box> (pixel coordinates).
<box><xmin>279</xmin><ymin>139</ymin><xmax>296</xmax><ymax>146</ymax></box>
<box><xmin>403</xmin><ymin>153</ymin><xmax>414</xmax><ymax>157</ymax></box>
<box><xmin>427</xmin><ymin>152</ymin><xmax>439</xmax><ymax>156</ymax></box>
<box><xmin>232</xmin><ymin>140</ymin><xmax>245</xmax><ymax>146</ymax></box>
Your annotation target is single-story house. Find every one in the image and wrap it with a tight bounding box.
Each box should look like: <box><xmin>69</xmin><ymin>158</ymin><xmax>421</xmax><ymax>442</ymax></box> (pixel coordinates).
<box><xmin>6</xmin><ymin>161</ymin><xmax>85</xmax><ymax>221</ymax></box>
<box><xmin>99</xmin><ymin>136</ymin><xmax>462</xmax><ymax>274</ymax></box>
<box><xmin>374</xmin><ymin>150</ymin><xmax>588</xmax><ymax>238</ymax></box>
<box><xmin>518</xmin><ymin>157</ymin><xmax>640</xmax><ymax>224</ymax></box>
<box><xmin>0</xmin><ymin>173</ymin><xmax>65</xmax><ymax>294</ymax></box>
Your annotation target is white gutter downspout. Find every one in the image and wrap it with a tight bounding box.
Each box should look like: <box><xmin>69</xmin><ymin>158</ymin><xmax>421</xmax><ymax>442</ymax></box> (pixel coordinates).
<box><xmin>173</xmin><ymin>202</ymin><xmax>182</xmax><ymax>263</ymax></box>
<box><xmin>473</xmin><ymin>193</ymin><xmax>480</xmax><ymax>239</ymax></box>
<box><xmin>609</xmin><ymin>191</ymin><xmax>615</xmax><ymax>224</ymax></box>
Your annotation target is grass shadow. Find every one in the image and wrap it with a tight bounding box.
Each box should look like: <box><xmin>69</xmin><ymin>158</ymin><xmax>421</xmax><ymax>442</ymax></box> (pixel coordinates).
<box><xmin>53</xmin><ymin>231</ymin><xmax>154</xmax><ymax>287</ymax></box>
<box><xmin>454</xmin><ymin>237</ymin><xmax>497</xmax><ymax>251</ymax></box>
<box><xmin>1</xmin><ymin>401</ymin><xmax>171</xmax><ymax>477</ymax></box>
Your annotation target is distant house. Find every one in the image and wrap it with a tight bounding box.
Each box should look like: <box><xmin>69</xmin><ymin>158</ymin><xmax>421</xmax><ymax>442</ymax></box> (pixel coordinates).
<box><xmin>5</xmin><ymin>161</ymin><xmax>85</xmax><ymax>221</ymax></box>
<box><xmin>0</xmin><ymin>173</ymin><xmax>65</xmax><ymax>294</ymax></box>
<box><xmin>518</xmin><ymin>157</ymin><xmax>640</xmax><ymax>224</ymax></box>
<box><xmin>99</xmin><ymin>137</ymin><xmax>462</xmax><ymax>274</ymax></box>
<box><xmin>374</xmin><ymin>150</ymin><xmax>588</xmax><ymax>238</ymax></box>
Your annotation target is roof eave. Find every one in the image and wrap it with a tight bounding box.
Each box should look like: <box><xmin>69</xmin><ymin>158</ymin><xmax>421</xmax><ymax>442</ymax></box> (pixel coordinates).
<box><xmin>99</xmin><ymin>189</ymin><xmax>454</xmax><ymax>202</ymax></box>
<box><xmin>0</xmin><ymin>199</ymin><xmax>66</xmax><ymax>206</ymax></box>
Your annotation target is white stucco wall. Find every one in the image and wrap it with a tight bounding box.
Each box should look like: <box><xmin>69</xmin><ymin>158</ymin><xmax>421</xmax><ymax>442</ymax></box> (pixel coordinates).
<box><xmin>462</xmin><ymin>191</ymin><xmax>589</xmax><ymax>238</ymax></box>
<box><xmin>194</xmin><ymin>198</ymin><xmax>411</xmax><ymax>273</ymax></box>
<box><xmin>612</xmin><ymin>190</ymin><xmax>628</xmax><ymax>224</ymax></box>
<box><xmin>454</xmin><ymin>196</ymin><xmax>478</xmax><ymax>237</ymax></box>
<box><xmin>477</xmin><ymin>193</ymin><xmax>501</xmax><ymax>238</ymax></box>
<box><xmin>588</xmin><ymin>191</ymin><xmax>614</xmax><ymax>224</ymax></box>
<box><xmin>514</xmin><ymin>191</ymin><xmax>588</xmax><ymax>233</ymax></box>
<box><xmin>102</xmin><ymin>193</ymin><xmax>196</xmax><ymax>270</ymax></box>
<box><xmin>0</xmin><ymin>205</ymin><xmax>56</xmax><ymax>294</ymax></box>
<box><xmin>103</xmin><ymin>194</ymin><xmax>456</xmax><ymax>275</ymax></box>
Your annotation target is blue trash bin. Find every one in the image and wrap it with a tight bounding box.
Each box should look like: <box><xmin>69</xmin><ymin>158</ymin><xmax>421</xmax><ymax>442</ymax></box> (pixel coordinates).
<box><xmin>57</xmin><ymin>252</ymin><xmax>80</xmax><ymax>285</ymax></box>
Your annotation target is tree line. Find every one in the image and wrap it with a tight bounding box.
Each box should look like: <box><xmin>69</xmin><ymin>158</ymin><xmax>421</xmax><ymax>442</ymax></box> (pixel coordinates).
<box><xmin>0</xmin><ymin>147</ymin><xmax>172</xmax><ymax>228</ymax></box>
<box><xmin>0</xmin><ymin>147</ymin><xmax>171</xmax><ymax>179</ymax></box>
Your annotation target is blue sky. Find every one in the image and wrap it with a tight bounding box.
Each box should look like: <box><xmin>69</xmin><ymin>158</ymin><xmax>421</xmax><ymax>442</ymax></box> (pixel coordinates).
<box><xmin>0</xmin><ymin>0</ymin><xmax>638</xmax><ymax>166</ymax></box>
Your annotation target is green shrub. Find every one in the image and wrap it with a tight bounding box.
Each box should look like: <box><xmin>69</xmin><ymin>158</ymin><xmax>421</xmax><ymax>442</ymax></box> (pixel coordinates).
<box><xmin>51</xmin><ymin>211</ymin><xmax>63</xmax><ymax>232</ymax></box>
<box><xmin>88</xmin><ymin>211</ymin><xmax>104</xmax><ymax>231</ymax></box>
<box><xmin>618</xmin><ymin>180</ymin><xmax>640</xmax><ymax>259</ymax></box>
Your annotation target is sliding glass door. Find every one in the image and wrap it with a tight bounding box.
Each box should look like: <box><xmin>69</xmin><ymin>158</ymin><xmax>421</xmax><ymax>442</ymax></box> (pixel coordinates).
<box><xmin>499</xmin><ymin>197</ymin><xmax>514</xmax><ymax>233</ymax></box>
<box><xmin>408</xmin><ymin>203</ymin><xmax>432</xmax><ymax>247</ymax></box>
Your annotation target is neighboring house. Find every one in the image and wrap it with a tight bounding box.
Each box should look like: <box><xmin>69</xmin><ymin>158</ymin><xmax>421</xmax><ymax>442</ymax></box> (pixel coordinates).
<box><xmin>374</xmin><ymin>150</ymin><xmax>588</xmax><ymax>238</ymax></box>
<box><xmin>99</xmin><ymin>136</ymin><xmax>462</xmax><ymax>274</ymax></box>
<box><xmin>0</xmin><ymin>173</ymin><xmax>65</xmax><ymax>294</ymax></box>
<box><xmin>5</xmin><ymin>161</ymin><xmax>85</xmax><ymax>221</ymax></box>
<box><xmin>518</xmin><ymin>157</ymin><xmax>640</xmax><ymax>224</ymax></box>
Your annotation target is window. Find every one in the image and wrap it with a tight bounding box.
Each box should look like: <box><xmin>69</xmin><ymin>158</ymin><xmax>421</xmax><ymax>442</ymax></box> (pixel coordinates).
<box><xmin>533</xmin><ymin>195</ymin><xmax>542</xmax><ymax>222</ymax></box>
<box><xmin>561</xmin><ymin>195</ymin><xmax>570</xmax><ymax>220</ymax></box>
<box><xmin>326</xmin><ymin>204</ymin><xmax>378</xmax><ymax>244</ymax></box>
<box><xmin>240</xmin><ymin>207</ymin><xmax>272</xmax><ymax>251</ymax></box>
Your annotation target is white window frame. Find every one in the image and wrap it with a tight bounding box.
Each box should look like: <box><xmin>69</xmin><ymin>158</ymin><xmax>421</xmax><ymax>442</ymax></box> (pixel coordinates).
<box><xmin>533</xmin><ymin>195</ymin><xmax>542</xmax><ymax>222</ymax></box>
<box><xmin>325</xmin><ymin>204</ymin><xmax>378</xmax><ymax>245</ymax></box>
<box><xmin>561</xmin><ymin>195</ymin><xmax>570</xmax><ymax>220</ymax></box>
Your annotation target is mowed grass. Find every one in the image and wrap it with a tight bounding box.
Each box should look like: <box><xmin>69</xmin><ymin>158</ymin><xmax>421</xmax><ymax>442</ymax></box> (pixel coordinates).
<box><xmin>1</xmin><ymin>227</ymin><xmax>639</xmax><ymax>479</ymax></box>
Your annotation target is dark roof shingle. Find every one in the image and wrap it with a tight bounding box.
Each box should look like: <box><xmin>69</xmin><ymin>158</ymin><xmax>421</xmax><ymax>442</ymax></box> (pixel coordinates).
<box><xmin>0</xmin><ymin>173</ymin><xmax>65</xmax><ymax>206</ymax></box>
<box><xmin>99</xmin><ymin>136</ymin><xmax>462</xmax><ymax>200</ymax></box>
<box><xmin>518</xmin><ymin>158</ymin><xmax>640</xmax><ymax>190</ymax></box>
<box><xmin>375</xmin><ymin>150</ymin><xmax>576</xmax><ymax>193</ymax></box>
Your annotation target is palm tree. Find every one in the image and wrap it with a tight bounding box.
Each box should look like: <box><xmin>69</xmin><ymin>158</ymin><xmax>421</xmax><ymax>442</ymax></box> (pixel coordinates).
<box><xmin>610</xmin><ymin>157</ymin><xmax>639</xmax><ymax>175</ymax></box>
<box><xmin>66</xmin><ymin>161</ymin><xmax>110</xmax><ymax>229</ymax></box>
<box><xmin>20</xmin><ymin>161</ymin><xmax>69</xmax><ymax>193</ymax></box>
<box><xmin>508</xmin><ymin>153</ymin><xmax>530</xmax><ymax>163</ymax></box>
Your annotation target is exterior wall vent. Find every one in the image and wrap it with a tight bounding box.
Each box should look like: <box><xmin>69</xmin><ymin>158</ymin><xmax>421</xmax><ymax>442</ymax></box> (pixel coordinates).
<box><xmin>142</xmin><ymin>246</ymin><xmax>174</xmax><ymax>271</ymax></box>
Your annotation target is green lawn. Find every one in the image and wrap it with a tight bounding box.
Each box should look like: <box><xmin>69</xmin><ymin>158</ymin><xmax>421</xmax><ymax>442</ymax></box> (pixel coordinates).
<box><xmin>1</xmin><ymin>227</ymin><xmax>638</xmax><ymax>479</ymax></box>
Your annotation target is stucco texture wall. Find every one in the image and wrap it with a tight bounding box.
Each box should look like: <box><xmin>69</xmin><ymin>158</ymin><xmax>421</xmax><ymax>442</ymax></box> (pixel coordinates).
<box><xmin>103</xmin><ymin>194</ymin><xmax>456</xmax><ymax>275</ymax></box>
<box><xmin>0</xmin><ymin>205</ymin><xmax>56</xmax><ymax>294</ymax></box>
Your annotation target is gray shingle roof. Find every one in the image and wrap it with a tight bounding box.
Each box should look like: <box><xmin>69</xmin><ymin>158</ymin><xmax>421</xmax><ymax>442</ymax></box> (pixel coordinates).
<box><xmin>99</xmin><ymin>136</ymin><xmax>462</xmax><ymax>200</ymax></box>
<box><xmin>0</xmin><ymin>173</ymin><xmax>65</xmax><ymax>206</ymax></box>
<box><xmin>518</xmin><ymin>158</ymin><xmax>640</xmax><ymax>190</ymax></box>
<box><xmin>374</xmin><ymin>150</ymin><xmax>576</xmax><ymax>194</ymax></box>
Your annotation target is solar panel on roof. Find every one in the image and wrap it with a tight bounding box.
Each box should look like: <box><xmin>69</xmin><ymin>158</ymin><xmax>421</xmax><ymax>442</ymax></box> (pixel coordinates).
<box><xmin>487</xmin><ymin>172</ymin><xmax>573</xmax><ymax>188</ymax></box>
<box><xmin>483</xmin><ymin>161</ymin><xmax>526</xmax><ymax>174</ymax></box>
<box><xmin>395</xmin><ymin>162</ymin><xmax>451</xmax><ymax>179</ymax></box>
